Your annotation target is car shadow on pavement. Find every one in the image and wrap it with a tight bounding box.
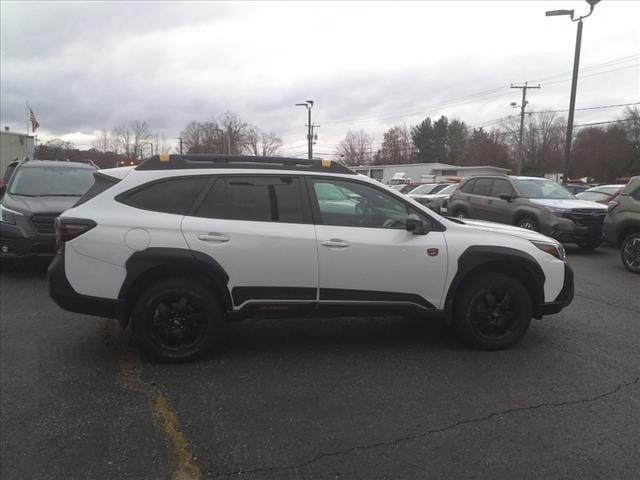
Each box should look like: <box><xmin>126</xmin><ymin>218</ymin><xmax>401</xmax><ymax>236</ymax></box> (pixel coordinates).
<box><xmin>0</xmin><ymin>258</ymin><xmax>51</xmax><ymax>277</ymax></box>
<box><xmin>212</xmin><ymin>315</ymin><xmax>465</xmax><ymax>360</ymax></box>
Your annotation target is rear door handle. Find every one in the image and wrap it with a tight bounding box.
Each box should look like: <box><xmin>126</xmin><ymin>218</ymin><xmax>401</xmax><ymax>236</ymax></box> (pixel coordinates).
<box><xmin>321</xmin><ymin>239</ymin><xmax>350</xmax><ymax>248</ymax></box>
<box><xmin>197</xmin><ymin>233</ymin><xmax>229</xmax><ymax>243</ymax></box>
<box><xmin>487</xmin><ymin>199</ymin><xmax>493</xmax><ymax>204</ymax></box>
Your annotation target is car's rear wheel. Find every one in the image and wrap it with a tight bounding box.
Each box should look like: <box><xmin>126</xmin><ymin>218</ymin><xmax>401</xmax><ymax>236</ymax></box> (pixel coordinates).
<box><xmin>620</xmin><ymin>232</ymin><xmax>640</xmax><ymax>274</ymax></box>
<box><xmin>576</xmin><ymin>240</ymin><xmax>600</xmax><ymax>251</ymax></box>
<box><xmin>516</xmin><ymin>216</ymin><xmax>538</xmax><ymax>232</ymax></box>
<box><xmin>131</xmin><ymin>277</ymin><xmax>226</xmax><ymax>362</ymax></box>
<box><xmin>453</xmin><ymin>273</ymin><xmax>532</xmax><ymax>350</ymax></box>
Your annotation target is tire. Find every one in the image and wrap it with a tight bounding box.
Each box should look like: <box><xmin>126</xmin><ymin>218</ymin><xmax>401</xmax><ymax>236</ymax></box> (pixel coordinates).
<box><xmin>516</xmin><ymin>216</ymin><xmax>538</xmax><ymax>232</ymax></box>
<box><xmin>576</xmin><ymin>241</ymin><xmax>600</xmax><ymax>251</ymax></box>
<box><xmin>130</xmin><ymin>277</ymin><xmax>226</xmax><ymax>362</ymax></box>
<box><xmin>620</xmin><ymin>232</ymin><xmax>640</xmax><ymax>274</ymax></box>
<box><xmin>452</xmin><ymin>208</ymin><xmax>468</xmax><ymax>219</ymax></box>
<box><xmin>453</xmin><ymin>273</ymin><xmax>532</xmax><ymax>350</ymax></box>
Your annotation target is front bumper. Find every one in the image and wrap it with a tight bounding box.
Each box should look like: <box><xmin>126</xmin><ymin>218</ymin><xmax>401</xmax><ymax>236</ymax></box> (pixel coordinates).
<box><xmin>546</xmin><ymin>212</ymin><xmax>606</xmax><ymax>245</ymax></box>
<box><xmin>540</xmin><ymin>263</ymin><xmax>574</xmax><ymax>316</ymax></box>
<box><xmin>0</xmin><ymin>220</ymin><xmax>56</xmax><ymax>258</ymax></box>
<box><xmin>48</xmin><ymin>253</ymin><xmax>124</xmax><ymax>320</ymax></box>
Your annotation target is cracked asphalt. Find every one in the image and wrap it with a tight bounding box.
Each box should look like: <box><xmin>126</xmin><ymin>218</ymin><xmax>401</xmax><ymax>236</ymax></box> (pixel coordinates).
<box><xmin>1</xmin><ymin>246</ymin><xmax>639</xmax><ymax>479</ymax></box>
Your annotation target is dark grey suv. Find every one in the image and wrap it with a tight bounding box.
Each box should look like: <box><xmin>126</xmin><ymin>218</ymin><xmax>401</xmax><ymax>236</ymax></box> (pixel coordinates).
<box><xmin>447</xmin><ymin>175</ymin><xmax>609</xmax><ymax>250</ymax></box>
<box><xmin>0</xmin><ymin>159</ymin><xmax>97</xmax><ymax>259</ymax></box>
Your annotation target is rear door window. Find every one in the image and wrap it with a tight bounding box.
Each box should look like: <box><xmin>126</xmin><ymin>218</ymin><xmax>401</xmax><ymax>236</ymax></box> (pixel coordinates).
<box><xmin>459</xmin><ymin>179</ymin><xmax>476</xmax><ymax>193</ymax></box>
<box><xmin>491</xmin><ymin>179</ymin><xmax>514</xmax><ymax>198</ymax></box>
<box><xmin>195</xmin><ymin>176</ymin><xmax>306</xmax><ymax>223</ymax></box>
<box><xmin>471</xmin><ymin>178</ymin><xmax>494</xmax><ymax>197</ymax></box>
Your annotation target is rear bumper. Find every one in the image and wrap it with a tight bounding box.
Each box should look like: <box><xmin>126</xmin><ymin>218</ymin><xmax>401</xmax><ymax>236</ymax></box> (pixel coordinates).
<box><xmin>48</xmin><ymin>253</ymin><xmax>124</xmax><ymax>320</ymax></box>
<box><xmin>540</xmin><ymin>263</ymin><xmax>574</xmax><ymax>316</ymax></box>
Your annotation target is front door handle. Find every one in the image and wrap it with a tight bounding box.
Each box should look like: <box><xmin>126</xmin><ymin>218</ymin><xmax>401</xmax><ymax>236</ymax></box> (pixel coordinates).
<box><xmin>487</xmin><ymin>199</ymin><xmax>493</xmax><ymax>205</ymax></box>
<box><xmin>197</xmin><ymin>233</ymin><xmax>229</xmax><ymax>243</ymax></box>
<box><xmin>321</xmin><ymin>239</ymin><xmax>350</xmax><ymax>248</ymax></box>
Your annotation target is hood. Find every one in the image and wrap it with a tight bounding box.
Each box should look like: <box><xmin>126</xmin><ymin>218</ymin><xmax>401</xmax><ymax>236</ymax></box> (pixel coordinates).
<box><xmin>529</xmin><ymin>198</ymin><xmax>607</xmax><ymax>210</ymax></box>
<box><xmin>2</xmin><ymin>194</ymin><xmax>80</xmax><ymax>216</ymax></box>
<box><xmin>413</xmin><ymin>192</ymin><xmax>449</xmax><ymax>200</ymax></box>
<box><xmin>454</xmin><ymin>218</ymin><xmax>556</xmax><ymax>243</ymax></box>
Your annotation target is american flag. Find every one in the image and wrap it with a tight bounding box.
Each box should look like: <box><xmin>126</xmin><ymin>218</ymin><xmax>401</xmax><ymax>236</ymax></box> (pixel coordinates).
<box><xmin>29</xmin><ymin>106</ymin><xmax>40</xmax><ymax>132</ymax></box>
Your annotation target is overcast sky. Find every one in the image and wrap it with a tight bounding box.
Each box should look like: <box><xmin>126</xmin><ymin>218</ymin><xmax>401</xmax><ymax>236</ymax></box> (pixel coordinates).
<box><xmin>1</xmin><ymin>0</ymin><xmax>638</xmax><ymax>157</ymax></box>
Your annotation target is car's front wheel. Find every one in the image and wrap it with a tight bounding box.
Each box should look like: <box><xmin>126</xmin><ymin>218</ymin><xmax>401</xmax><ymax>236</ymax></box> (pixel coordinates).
<box><xmin>621</xmin><ymin>232</ymin><xmax>640</xmax><ymax>274</ymax></box>
<box><xmin>453</xmin><ymin>273</ymin><xmax>532</xmax><ymax>350</ymax></box>
<box><xmin>131</xmin><ymin>277</ymin><xmax>226</xmax><ymax>362</ymax></box>
<box><xmin>516</xmin><ymin>216</ymin><xmax>538</xmax><ymax>232</ymax></box>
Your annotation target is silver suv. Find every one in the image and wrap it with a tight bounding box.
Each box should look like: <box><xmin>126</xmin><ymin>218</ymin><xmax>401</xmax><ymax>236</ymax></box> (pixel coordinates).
<box><xmin>447</xmin><ymin>175</ymin><xmax>608</xmax><ymax>250</ymax></box>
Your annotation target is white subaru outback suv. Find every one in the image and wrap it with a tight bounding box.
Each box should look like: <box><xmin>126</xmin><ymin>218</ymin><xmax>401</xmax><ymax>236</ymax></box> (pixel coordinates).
<box><xmin>48</xmin><ymin>155</ymin><xmax>573</xmax><ymax>362</ymax></box>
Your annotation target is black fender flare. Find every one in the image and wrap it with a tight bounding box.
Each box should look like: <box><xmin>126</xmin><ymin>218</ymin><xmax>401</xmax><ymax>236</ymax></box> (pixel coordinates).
<box><xmin>444</xmin><ymin>245</ymin><xmax>546</xmax><ymax>320</ymax></box>
<box><xmin>118</xmin><ymin>247</ymin><xmax>232</xmax><ymax>319</ymax></box>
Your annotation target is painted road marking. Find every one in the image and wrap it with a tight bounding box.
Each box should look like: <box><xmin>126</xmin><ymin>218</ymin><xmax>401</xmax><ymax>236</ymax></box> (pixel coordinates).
<box><xmin>105</xmin><ymin>320</ymin><xmax>201</xmax><ymax>480</ymax></box>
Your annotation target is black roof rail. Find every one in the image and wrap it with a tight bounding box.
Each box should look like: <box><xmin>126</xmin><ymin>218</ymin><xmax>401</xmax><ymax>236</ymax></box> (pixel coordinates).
<box><xmin>135</xmin><ymin>154</ymin><xmax>355</xmax><ymax>175</ymax></box>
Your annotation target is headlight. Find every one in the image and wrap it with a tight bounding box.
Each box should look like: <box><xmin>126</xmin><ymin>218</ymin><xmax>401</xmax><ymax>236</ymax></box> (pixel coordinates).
<box><xmin>545</xmin><ymin>207</ymin><xmax>569</xmax><ymax>217</ymax></box>
<box><xmin>0</xmin><ymin>204</ymin><xmax>23</xmax><ymax>225</ymax></box>
<box><xmin>531</xmin><ymin>240</ymin><xmax>566</xmax><ymax>261</ymax></box>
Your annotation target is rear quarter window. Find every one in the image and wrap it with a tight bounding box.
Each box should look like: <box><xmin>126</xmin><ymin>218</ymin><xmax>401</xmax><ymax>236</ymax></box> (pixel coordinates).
<box><xmin>118</xmin><ymin>176</ymin><xmax>209</xmax><ymax>215</ymax></box>
<box><xmin>75</xmin><ymin>172</ymin><xmax>121</xmax><ymax>206</ymax></box>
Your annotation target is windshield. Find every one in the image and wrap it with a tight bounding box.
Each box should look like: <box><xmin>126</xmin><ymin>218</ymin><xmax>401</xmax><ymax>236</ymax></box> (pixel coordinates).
<box><xmin>438</xmin><ymin>183</ymin><xmax>458</xmax><ymax>195</ymax></box>
<box><xmin>8</xmin><ymin>166</ymin><xmax>96</xmax><ymax>196</ymax></box>
<box><xmin>409</xmin><ymin>184</ymin><xmax>437</xmax><ymax>195</ymax></box>
<box><xmin>515</xmin><ymin>178</ymin><xmax>574</xmax><ymax>199</ymax></box>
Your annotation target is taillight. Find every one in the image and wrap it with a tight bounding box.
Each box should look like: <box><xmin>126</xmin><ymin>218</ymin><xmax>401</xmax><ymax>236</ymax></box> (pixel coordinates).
<box><xmin>55</xmin><ymin>217</ymin><xmax>97</xmax><ymax>254</ymax></box>
<box><xmin>607</xmin><ymin>201</ymin><xmax>619</xmax><ymax>212</ymax></box>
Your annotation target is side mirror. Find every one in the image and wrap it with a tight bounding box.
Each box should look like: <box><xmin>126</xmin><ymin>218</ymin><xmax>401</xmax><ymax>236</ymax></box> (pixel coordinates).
<box><xmin>499</xmin><ymin>193</ymin><xmax>514</xmax><ymax>202</ymax></box>
<box><xmin>0</xmin><ymin>185</ymin><xmax>5</xmax><ymax>196</ymax></box>
<box><xmin>406</xmin><ymin>213</ymin><xmax>428</xmax><ymax>235</ymax></box>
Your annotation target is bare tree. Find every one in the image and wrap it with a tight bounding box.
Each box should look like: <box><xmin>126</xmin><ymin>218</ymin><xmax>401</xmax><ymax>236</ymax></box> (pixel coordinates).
<box><xmin>244</xmin><ymin>127</ymin><xmax>283</xmax><ymax>156</ymax></box>
<box><xmin>91</xmin><ymin>129</ymin><xmax>112</xmax><ymax>152</ymax></box>
<box><xmin>337</xmin><ymin>130</ymin><xmax>373</xmax><ymax>166</ymax></box>
<box><xmin>112</xmin><ymin>124</ymin><xmax>133</xmax><ymax>158</ymax></box>
<box><xmin>131</xmin><ymin>121</ymin><xmax>152</xmax><ymax>160</ymax></box>
<box><xmin>218</xmin><ymin>110</ymin><xmax>249</xmax><ymax>154</ymax></box>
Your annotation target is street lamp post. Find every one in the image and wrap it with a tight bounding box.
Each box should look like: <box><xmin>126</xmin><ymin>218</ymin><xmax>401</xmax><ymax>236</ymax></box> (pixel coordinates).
<box><xmin>213</xmin><ymin>128</ymin><xmax>230</xmax><ymax>154</ymax></box>
<box><xmin>295</xmin><ymin>100</ymin><xmax>314</xmax><ymax>159</ymax></box>
<box><xmin>546</xmin><ymin>0</ymin><xmax>600</xmax><ymax>183</ymax></box>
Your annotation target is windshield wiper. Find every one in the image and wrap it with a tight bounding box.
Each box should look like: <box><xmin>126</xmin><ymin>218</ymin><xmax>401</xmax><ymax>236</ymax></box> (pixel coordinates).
<box><xmin>9</xmin><ymin>193</ymin><xmax>37</xmax><ymax>197</ymax></box>
<box><xmin>40</xmin><ymin>194</ymin><xmax>83</xmax><ymax>197</ymax></box>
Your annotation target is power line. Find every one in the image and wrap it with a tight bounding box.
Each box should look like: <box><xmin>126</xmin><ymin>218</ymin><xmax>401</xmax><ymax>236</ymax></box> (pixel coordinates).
<box><xmin>285</xmin><ymin>54</ymin><xmax>639</xmax><ymax>132</ymax></box>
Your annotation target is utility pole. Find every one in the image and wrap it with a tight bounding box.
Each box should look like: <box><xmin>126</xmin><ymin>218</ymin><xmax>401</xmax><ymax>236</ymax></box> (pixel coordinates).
<box><xmin>510</xmin><ymin>82</ymin><xmax>541</xmax><ymax>175</ymax></box>
<box><xmin>177</xmin><ymin>137</ymin><xmax>183</xmax><ymax>155</ymax></box>
<box><xmin>546</xmin><ymin>0</ymin><xmax>600</xmax><ymax>183</ymax></box>
<box><xmin>310</xmin><ymin>124</ymin><xmax>320</xmax><ymax>158</ymax></box>
<box><xmin>295</xmin><ymin>100</ymin><xmax>314</xmax><ymax>159</ymax></box>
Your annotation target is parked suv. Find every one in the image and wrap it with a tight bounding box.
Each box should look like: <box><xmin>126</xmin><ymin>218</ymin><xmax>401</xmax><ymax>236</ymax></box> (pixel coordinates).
<box><xmin>604</xmin><ymin>176</ymin><xmax>640</xmax><ymax>273</ymax></box>
<box><xmin>0</xmin><ymin>159</ymin><xmax>97</xmax><ymax>259</ymax></box>
<box><xmin>48</xmin><ymin>155</ymin><xmax>573</xmax><ymax>362</ymax></box>
<box><xmin>448</xmin><ymin>175</ymin><xmax>608</xmax><ymax>250</ymax></box>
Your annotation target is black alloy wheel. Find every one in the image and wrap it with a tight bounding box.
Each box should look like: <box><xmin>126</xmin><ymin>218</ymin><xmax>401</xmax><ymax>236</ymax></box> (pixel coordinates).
<box><xmin>131</xmin><ymin>278</ymin><xmax>226</xmax><ymax>362</ymax></box>
<box><xmin>621</xmin><ymin>233</ymin><xmax>640</xmax><ymax>274</ymax></box>
<box><xmin>454</xmin><ymin>273</ymin><xmax>532</xmax><ymax>350</ymax></box>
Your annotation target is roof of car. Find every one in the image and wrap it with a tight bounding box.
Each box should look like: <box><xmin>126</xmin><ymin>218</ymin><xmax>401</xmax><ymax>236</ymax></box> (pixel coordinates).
<box><xmin>18</xmin><ymin>159</ymin><xmax>97</xmax><ymax>169</ymax></box>
<box><xmin>136</xmin><ymin>154</ymin><xmax>355</xmax><ymax>175</ymax></box>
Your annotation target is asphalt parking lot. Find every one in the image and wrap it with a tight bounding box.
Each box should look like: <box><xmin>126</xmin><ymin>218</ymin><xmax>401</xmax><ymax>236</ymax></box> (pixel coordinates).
<box><xmin>1</xmin><ymin>247</ymin><xmax>639</xmax><ymax>480</ymax></box>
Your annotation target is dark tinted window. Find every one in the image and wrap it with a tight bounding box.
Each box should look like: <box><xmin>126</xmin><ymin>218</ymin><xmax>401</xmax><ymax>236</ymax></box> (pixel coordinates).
<box><xmin>472</xmin><ymin>178</ymin><xmax>494</xmax><ymax>196</ymax></box>
<box><xmin>196</xmin><ymin>176</ymin><xmax>305</xmax><ymax>223</ymax></box>
<box><xmin>123</xmin><ymin>176</ymin><xmax>208</xmax><ymax>214</ymax></box>
<box><xmin>631</xmin><ymin>186</ymin><xmax>640</xmax><ymax>201</ymax></box>
<box><xmin>460</xmin><ymin>179</ymin><xmax>476</xmax><ymax>193</ymax></box>
<box><xmin>75</xmin><ymin>172</ymin><xmax>120</xmax><ymax>206</ymax></box>
<box><xmin>491</xmin><ymin>179</ymin><xmax>514</xmax><ymax>198</ymax></box>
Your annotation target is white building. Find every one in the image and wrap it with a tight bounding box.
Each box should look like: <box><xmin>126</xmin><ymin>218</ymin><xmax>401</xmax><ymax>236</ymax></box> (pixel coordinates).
<box><xmin>1</xmin><ymin>129</ymin><xmax>35</xmax><ymax>177</ymax></box>
<box><xmin>352</xmin><ymin>162</ymin><xmax>510</xmax><ymax>184</ymax></box>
